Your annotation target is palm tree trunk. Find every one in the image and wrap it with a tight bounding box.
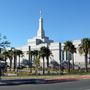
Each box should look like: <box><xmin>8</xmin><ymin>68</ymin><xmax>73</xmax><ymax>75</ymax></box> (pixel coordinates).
<box><xmin>68</xmin><ymin>60</ymin><xmax>70</xmax><ymax>73</ymax></box>
<box><xmin>14</xmin><ymin>55</ymin><xmax>17</xmax><ymax>71</ymax></box>
<box><xmin>68</xmin><ymin>52</ymin><xmax>70</xmax><ymax>73</ymax></box>
<box><xmin>29</xmin><ymin>55</ymin><xmax>33</xmax><ymax>73</ymax></box>
<box><xmin>46</xmin><ymin>56</ymin><xmax>50</xmax><ymax>75</ymax></box>
<box><xmin>10</xmin><ymin>58</ymin><xmax>12</xmax><ymax>71</ymax></box>
<box><xmin>4</xmin><ymin>57</ymin><xmax>7</xmax><ymax>72</ymax></box>
<box><xmin>4</xmin><ymin>57</ymin><xmax>7</xmax><ymax>63</ymax></box>
<box><xmin>43</xmin><ymin>57</ymin><xmax>45</xmax><ymax>75</ymax></box>
<box><xmin>19</xmin><ymin>55</ymin><xmax>20</xmax><ymax>67</ymax></box>
<box><xmin>85</xmin><ymin>53</ymin><xmax>88</xmax><ymax>72</ymax></box>
<box><xmin>30</xmin><ymin>55</ymin><xmax>32</xmax><ymax>73</ymax></box>
<box><xmin>17</xmin><ymin>55</ymin><xmax>20</xmax><ymax>72</ymax></box>
<box><xmin>35</xmin><ymin>65</ymin><xmax>38</xmax><ymax>75</ymax></box>
<box><xmin>89</xmin><ymin>53</ymin><xmax>90</xmax><ymax>64</ymax></box>
<box><xmin>72</xmin><ymin>54</ymin><xmax>74</xmax><ymax>70</ymax></box>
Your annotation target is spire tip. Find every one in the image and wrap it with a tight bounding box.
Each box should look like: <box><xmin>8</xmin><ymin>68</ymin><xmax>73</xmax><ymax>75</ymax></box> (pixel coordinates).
<box><xmin>40</xmin><ymin>10</ymin><xmax>42</xmax><ymax>17</ymax></box>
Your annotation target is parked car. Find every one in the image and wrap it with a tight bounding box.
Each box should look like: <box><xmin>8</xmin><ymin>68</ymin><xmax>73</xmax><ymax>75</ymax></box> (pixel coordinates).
<box><xmin>0</xmin><ymin>62</ymin><xmax>7</xmax><ymax>75</ymax></box>
<box><xmin>60</xmin><ymin>61</ymin><xmax>72</xmax><ymax>69</ymax></box>
<box><xmin>60</xmin><ymin>61</ymin><xmax>80</xmax><ymax>70</ymax></box>
<box><xmin>49</xmin><ymin>60</ymin><xmax>60</xmax><ymax>69</ymax></box>
<box><xmin>17</xmin><ymin>64</ymin><xmax>26</xmax><ymax>69</ymax></box>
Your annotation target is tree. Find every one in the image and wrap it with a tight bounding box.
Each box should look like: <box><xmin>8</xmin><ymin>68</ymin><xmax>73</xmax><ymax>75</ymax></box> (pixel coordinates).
<box><xmin>16</xmin><ymin>50</ymin><xmax>23</xmax><ymax>67</ymax></box>
<box><xmin>64</xmin><ymin>41</ymin><xmax>76</xmax><ymax>72</ymax></box>
<box><xmin>7</xmin><ymin>49</ymin><xmax>14</xmax><ymax>71</ymax></box>
<box><xmin>39</xmin><ymin>46</ymin><xmax>46</xmax><ymax>75</ymax></box>
<box><xmin>45</xmin><ymin>47</ymin><xmax>51</xmax><ymax>74</ymax></box>
<box><xmin>0</xmin><ymin>33</ymin><xmax>10</xmax><ymax>76</ymax></box>
<box><xmin>79</xmin><ymin>38</ymin><xmax>90</xmax><ymax>72</ymax></box>
<box><xmin>2</xmin><ymin>50</ymin><xmax>9</xmax><ymax>63</ymax></box>
<box><xmin>11</xmin><ymin>48</ymin><xmax>18</xmax><ymax>71</ymax></box>
<box><xmin>33</xmin><ymin>50</ymin><xmax>40</xmax><ymax>75</ymax></box>
<box><xmin>89</xmin><ymin>50</ymin><xmax>90</xmax><ymax>64</ymax></box>
<box><xmin>88</xmin><ymin>42</ymin><xmax>90</xmax><ymax>64</ymax></box>
<box><xmin>0</xmin><ymin>34</ymin><xmax>10</xmax><ymax>56</ymax></box>
<box><xmin>0</xmin><ymin>34</ymin><xmax>10</xmax><ymax>50</ymax></box>
<box><xmin>70</xmin><ymin>45</ymin><xmax>76</xmax><ymax>70</ymax></box>
<box><xmin>34</xmin><ymin>55</ymin><xmax>40</xmax><ymax>75</ymax></box>
<box><xmin>27</xmin><ymin>50</ymin><xmax>34</xmax><ymax>73</ymax></box>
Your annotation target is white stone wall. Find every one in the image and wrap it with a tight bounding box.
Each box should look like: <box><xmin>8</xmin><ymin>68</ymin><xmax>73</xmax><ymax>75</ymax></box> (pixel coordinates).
<box><xmin>49</xmin><ymin>42</ymin><xmax>61</xmax><ymax>64</ymax></box>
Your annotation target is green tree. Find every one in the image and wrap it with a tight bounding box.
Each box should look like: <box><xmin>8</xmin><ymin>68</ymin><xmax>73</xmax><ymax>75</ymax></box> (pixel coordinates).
<box><xmin>11</xmin><ymin>48</ymin><xmax>18</xmax><ymax>71</ymax></box>
<box><xmin>2</xmin><ymin>50</ymin><xmax>9</xmax><ymax>63</ymax></box>
<box><xmin>27</xmin><ymin>50</ymin><xmax>34</xmax><ymax>73</ymax></box>
<box><xmin>39</xmin><ymin>46</ymin><xmax>46</xmax><ymax>75</ymax></box>
<box><xmin>71</xmin><ymin>45</ymin><xmax>76</xmax><ymax>70</ymax></box>
<box><xmin>34</xmin><ymin>55</ymin><xmax>40</xmax><ymax>75</ymax></box>
<box><xmin>7</xmin><ymin>49</ymin><xmax>14</xmax><ymax>71</ymax></box>
<box><xmin>33</xmin><ymin>50</ymin><xmax>38</xmax><ymax>59</ymax></box>
<box><xmin>0</xmin><ymin>34</ymin><xmax>10</xmax><ymax>76</ymax></box>
<box><xmin>45</xmin><ymin>47</ymin><xmax>51</xmax><ymax>74</ymax></box>
<box><xmin>79</xmin><ymin>38</ymin><xmax>90</xmax><ymax>72</ymax></box>
<box><xmin>64</xmin><ymin>41</ymin><xmax>76</xmax><ymax>72</ymax></box>
<box><xmin>33</xmin><ymin>50</ymin><xmax>40</xmax><ymax>75</ymax></box>
<box><xmin>16</xmin><ymin>50</ymin><xmax>23</xmax><ymax>67</ymax></box>
<box><xmin>0</xmin><ymin>34</ymin><xmax>10</xmax><ymax>50</ymax></box>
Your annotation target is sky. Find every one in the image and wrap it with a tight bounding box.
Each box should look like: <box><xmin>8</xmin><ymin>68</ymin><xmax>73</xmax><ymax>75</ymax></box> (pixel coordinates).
<box><xmin>0</xmin><ymin>0</ymin><xmax>90</xmax><ymax>47</ymax></box>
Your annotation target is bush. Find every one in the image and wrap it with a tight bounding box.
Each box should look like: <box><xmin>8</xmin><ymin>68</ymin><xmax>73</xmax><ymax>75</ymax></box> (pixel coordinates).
<box><xmin>17</xmin><ymin>71</ymin><xmax>32</xmax><ymax>76</ymax></box>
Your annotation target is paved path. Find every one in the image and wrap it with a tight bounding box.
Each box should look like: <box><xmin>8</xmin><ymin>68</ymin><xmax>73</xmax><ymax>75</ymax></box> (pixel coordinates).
<box><xmin>0</xmin><ymin>79</ymin><xmax>90</xmax><ymax>90</ymax></box>
<box><xmin>0</xmin><ymin>75</ymin><xmax>90</xmax><ymax>86</ymax></box>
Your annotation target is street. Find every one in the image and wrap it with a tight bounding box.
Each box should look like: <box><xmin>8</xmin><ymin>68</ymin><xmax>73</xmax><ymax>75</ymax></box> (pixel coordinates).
<box><xmin>0</xmin><ymin>79</ymin><xmax>90</xmax><ymax>90</ymax></box>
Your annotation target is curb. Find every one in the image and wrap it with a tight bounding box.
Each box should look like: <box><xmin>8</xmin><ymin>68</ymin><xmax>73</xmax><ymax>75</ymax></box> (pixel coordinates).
<box><xmin>0</xmin><ymin>78</ymin><xmax>78</xmax><ymax>86</ymax></box>
<box><xmin>0</xmin><ymin>79</ymin><xmax>46</xmax><ymax>86</ymax></box>
<box><xmin>1</xmin><ymin>75</ymin><xmax>90</xmax><ymax>86</ymax></box>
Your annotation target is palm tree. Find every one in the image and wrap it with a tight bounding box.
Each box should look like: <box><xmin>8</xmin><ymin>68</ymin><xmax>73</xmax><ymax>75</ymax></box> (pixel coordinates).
<box><xmin>64</xmin><ymin>41</ymin><xmax>76</xmax><ymax>72</ymax></box>
<box><xmin>13</xmin><ymin>49</ymin><xmax>23</xmax><ymax>71</ymax></box>
<box><xmin>34</xmin><ymin>55</ymin><xmax>40</xmax><ymax>75</ymax></box>
<box><xmin>89</xmin><ymin>51</ymin><xmax>90</xmax><ymax>64</ymax></box>
<box><xmin>39</xmin><ymin>46</ymin><xmax>46</xmax><ymax>75</ymax></box>
<box><xmin>45</xmin><ymin>47</ymin><xmax>51</xmax><ymax>74</ymax></box>
<box><xmin>16</xmin><ymin>50</ymin><xmax>23</xmax><ymax>67</ymax></box>
<box><xmin>27</xmin><ymin>50</ymin><xmax>34</xmax><ymax>73</ymax></box>
<box><xmin>33</xmin><ymin>50</ymin><xmax>39</xmax><ymax>60</ymax></box>
<box><xmin>88</xmin><ymin>43</ymin><xmax>90</xmax><ymax>64</ymax></box>
<box><xmin>79</xmin><ymin>38</ymin><xmax>90</xmax><ymax>72</ymax></box>
<box><xmin>12</xmin><ymin>48</ymin><xmax>19</xmax><ymax>71</ymax></box>
<box><xmin>2</xmin><ymin>50</ymin><xmax>9</xmax><ymax>71</ymax></box>
<box><xmin>71</xmin><ymin>45</ymin><xmax>76</xmax><ymax>70</ymax></box>
<box><xmin>0</xmin><ymin>53</ymin><xmax>4</xmax><ymax>61</ymax></box>
<box><xmin>7</xmin><ymin>49</ymin><xmax>14</xmax><ymax>71</ymax></box>
<box><xmin>2</xmin><ymin>50</ymin><xmax>8</xmax><ymax>63</ymax></box>
<box><xmin>33</xmin><ymin>50</ymin><xmax>39</xmax><ymax>75</ymax></box>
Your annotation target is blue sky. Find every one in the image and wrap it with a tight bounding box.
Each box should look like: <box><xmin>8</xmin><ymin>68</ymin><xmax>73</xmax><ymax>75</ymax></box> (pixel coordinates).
<box><xmin>0</xmin><ymin>0</ymin><xmax>90</xmax><ymax>47</ymax></box>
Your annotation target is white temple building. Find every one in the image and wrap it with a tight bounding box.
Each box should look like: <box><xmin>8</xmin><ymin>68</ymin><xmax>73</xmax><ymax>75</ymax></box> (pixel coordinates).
<box><xmin>17</xmin><ymin>14</ymin><xmax>88</xmax><ymax>67</ymax></box>
<box><xmin>18</xmin><ymin>15</ymin><xmax>61</xmax><ymax>66</ymax></box>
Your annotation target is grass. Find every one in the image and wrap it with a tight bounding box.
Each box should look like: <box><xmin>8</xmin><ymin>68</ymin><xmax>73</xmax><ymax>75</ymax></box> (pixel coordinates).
<box><xmin>1</xmin><ymin>74</ymin><xmax>78</xmax><ymax>80</ymax></box>
<box><xmin>1</xmin><ymin>68</ymin><xmax>90</xmax><ymax>80</ymax></box>
<box><xmin>1</xmin><ymin>71</ymin><xmax>90</xmax><ymax>80</ymax></box>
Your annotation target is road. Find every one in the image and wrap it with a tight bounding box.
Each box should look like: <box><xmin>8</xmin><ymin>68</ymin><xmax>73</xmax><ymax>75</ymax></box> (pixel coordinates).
<box><xmin>0</xmin><ymin>79</ymin><xmax>90</xmax><ymax>90</ymax></box>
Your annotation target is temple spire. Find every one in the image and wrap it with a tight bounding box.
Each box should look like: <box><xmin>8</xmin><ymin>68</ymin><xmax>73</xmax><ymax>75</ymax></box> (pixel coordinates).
<box><xmin>40</xmin><ymin>10</ymin><xmax>42</xmax><ymax>17</ymax></box>
<box><xmin>37</xmin><ymin>11</ymin><xmax>45</xmax><ymax>39</ymax></box>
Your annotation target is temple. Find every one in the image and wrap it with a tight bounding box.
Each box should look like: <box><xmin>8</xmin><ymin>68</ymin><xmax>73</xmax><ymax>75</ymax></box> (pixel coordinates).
<box><xmin>16</xmin><ymin>14</ymin><xmax>87</xmax><ymax>67</ymax></box>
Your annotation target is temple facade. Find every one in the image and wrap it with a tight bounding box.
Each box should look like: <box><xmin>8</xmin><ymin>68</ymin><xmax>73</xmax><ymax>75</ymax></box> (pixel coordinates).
<box><xmin>17</xmin><ymin>15</ymin><xmax>87</xmax><ymax>67</ymax></box>
<box><xmin>17</xmin><ymin>15</ymin><xmax>61</xmax><ymax>67</ymax></box>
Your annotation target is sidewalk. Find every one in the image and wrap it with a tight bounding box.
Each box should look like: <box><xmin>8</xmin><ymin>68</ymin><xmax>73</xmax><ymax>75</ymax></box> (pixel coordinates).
<box><xmin>0</xmin><ymin>75</ymin><xmax>90</xmax><ymax>86</ymax></box>
<box><xmin>0</xmin><ymin>79</ymin><xmax>46</xmax><ymax>86</ymax></box>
